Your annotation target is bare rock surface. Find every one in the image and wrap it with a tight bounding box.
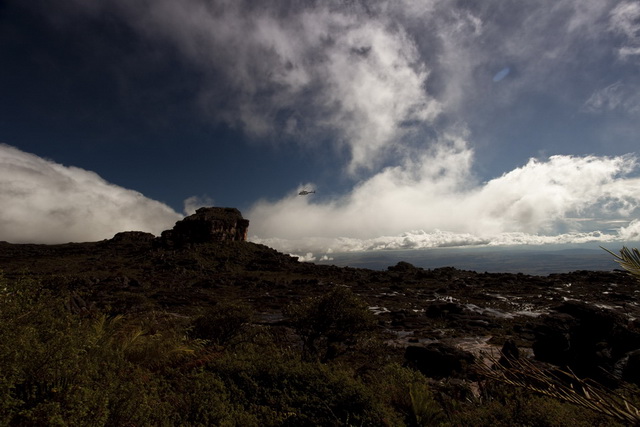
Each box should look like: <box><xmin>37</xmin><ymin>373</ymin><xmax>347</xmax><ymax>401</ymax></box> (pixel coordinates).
<box><xmin>160</xmin><ymin>207</ymin><xmax>249</xmax><ymax>246</ymax></box>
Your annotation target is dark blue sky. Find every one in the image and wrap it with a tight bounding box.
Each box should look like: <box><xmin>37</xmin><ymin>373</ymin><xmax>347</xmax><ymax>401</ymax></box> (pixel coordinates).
<box><xmin>1</xmin><ymin>0</ymin><xmax>640</xmax><ymax>253</ymax></box>
<box><xmin>0</xmin><ymin>2</ymin><xmax>330</xmax><ymax>212</ymax></box>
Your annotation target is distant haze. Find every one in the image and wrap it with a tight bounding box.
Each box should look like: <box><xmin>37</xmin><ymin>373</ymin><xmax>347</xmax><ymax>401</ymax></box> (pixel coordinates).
<box><xmin>313</xmin><ymin>245</ymin><xmax>632</xmax><ymax>275</ymax></box>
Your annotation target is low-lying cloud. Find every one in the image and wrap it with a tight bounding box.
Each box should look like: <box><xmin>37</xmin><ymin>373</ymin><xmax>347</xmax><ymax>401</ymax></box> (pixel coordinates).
<box><xmin>0</xmin><ymin>144</ymin><xmax>182</xmax><ymax>243</ymax></box>
<box><xmin>2</xmin><ymin>143</ymin><xmax>638</xmax><ymax>252</ymax></box>
<box><xmin>249</xmin><ymin>140</ymin><xmax>640</xmax><ymax>255</ymax></box>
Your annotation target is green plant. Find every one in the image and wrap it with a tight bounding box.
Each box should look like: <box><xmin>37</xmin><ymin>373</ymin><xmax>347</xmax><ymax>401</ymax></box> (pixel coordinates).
<box><xmin>364</xmin><ymin>363</ymin><xmax>446</xmax><ymax>426</ymax></box>
<box><xmin>198</xmin><ymin>343</ymin><xmax>400</xmax><ymax>426</ymax></box>
<box><xmin>602</xmin><ymin>246</ymin><xmax>640</xmax><ymax>281</ymax></box>
<box><xmin>283</xmin><ymin>286</ymin><xmax>376</xmax><ymax>362</ymax></box>
<box><xmin>190</xmin><ymin>301</ymin><xmax>253</xmax><ymax>346</ymax></box>
<box><xmin>476</xmin><ymin>351</ymin><xmax>640</xmax><ymax>425</ymax></box>
<box><xmin>409</xmin><ymin>381</ymin><xmax>446</xmax><ymax>426</ymax></box>
<box><xmin>0</xmin><ymin>273</ymin><xmax>201</xmax><ymax>425</ymax></box>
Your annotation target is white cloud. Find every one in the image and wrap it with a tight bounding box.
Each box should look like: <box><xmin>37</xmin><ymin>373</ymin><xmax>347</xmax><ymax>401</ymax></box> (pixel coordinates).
<box><xmin>66</xmin><ymin>0</ymin><xmax>439</xmax><ymax>172</ymax></box>
<box><xmin>0</xmin><ymin>144</ymin><xmax>182</xmax><ymax>243</ymax></box>
<box><xmin>609</xmin><ymin>1</ymin><xmax>640</xmax><ymax>60</ymax></box>
<box><xmin>619</xmin><ymin>219</ymin><xmax>640</xmax><ymax>241</ymax></box>
<box><xmin>291</xmin><ymin>252</ymin><xmax>316</xmax><ymax>263</ymax></box>
<box><xmin>22</xmin><ymin>0</ymin><xmax>640</xmax><ymax>253</ymax></box>
<box><xmin>250</xmin><ymin>132</ymin><xmax>475</xmax><ymax>240</ymax></box>
<box><xmin>312</xmin><ymin>13</ymin><xmax>440</xmax><ymax>172</ymax></box>
<box><xmin>249</xmin><ymin>147</ymin><xmax>640</xmax><ymax>254</ymax></box>
<box><xmin>470</xmin><ymin>154</ymin><xmax>640</xmax><ymax>234</ymax></box>
<box><xmin>255</xmin><ymin>229</ymin><xmax>623</xmax><ymax>255</ymax></box>
<box><xmin>56</xmin><ymin>1</ymin><xmax>632</xmax><ymax>163</ymax></box>
<box><xmin>584</xmin><ymin>81</ymin><xmax>640</xmax><ymax>115</ymax></box>
<box><xmin>390</xmin><ymin>0</ymin><xmax>625</xmax><ymax>122</ymax></box>
<box><xmin>183</xmin><ymin>195</ymin><xmax>214</xmax><ymax>216</ymax></box>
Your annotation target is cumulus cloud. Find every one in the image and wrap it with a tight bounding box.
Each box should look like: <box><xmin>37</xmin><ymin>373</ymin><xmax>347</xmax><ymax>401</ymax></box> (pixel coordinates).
<box><xmin>250</xmin><ymin>132</ymin><xmax>474</xmax><ymax>239</ymax></box>
<box><xmin>292</xmin><ymin>252</ymin><xmax>316</xmax><ymax>263</ymax></box>
<box><xmin>619</xmin><ymin>219</ymin><xmax>640</xmax><ymax>241</ymax></box>
<box><xmin>68</xmin><ymin>0</ymin><xmax>439</xmax><ymax>172</ymax></box>
<box><xmin>250</xmin><ymin>147</ymin><xmax>640</xmax><ymax>254</ymax></box>
<box><xmin>470</xmin><ymin>154</ymin><xmax>640</xmax><ymax>234</ymax></box>
<box><xmin>55</xmin><ymin>1</ymin><xmax>635</xmax><ymax>163</ymax></box>
<box><xmin>0</xmin><ymin>144</ymin><xmax>182</xmax><ymax>243</ymax></box>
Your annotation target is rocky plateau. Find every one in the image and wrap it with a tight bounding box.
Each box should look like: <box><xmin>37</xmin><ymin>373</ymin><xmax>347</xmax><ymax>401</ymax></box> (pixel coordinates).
<box><xmin>2</xmin><ymin>207</ymin><xmax>640</xmax><ymax>388</ymax></box>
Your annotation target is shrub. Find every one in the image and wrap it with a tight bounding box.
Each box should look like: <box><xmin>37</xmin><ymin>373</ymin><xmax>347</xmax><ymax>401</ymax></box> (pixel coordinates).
<box><xmin>374</xmin><ymin>364</ymin><xmax>445</xmax><ymax>426</ymax></box>
<box><xmin>284</xmin><ymin>286</ymin><xmax>376</xmax><ymax>362</ymax></box>
<box><xmin>475</xmin><ymin>352</ymin><xmax>637</xmax><ymax>426</ymax></box>
<box><xmin>189</xmin><ymin>301</ymin><xmax>253</xmax><ymax>346</ymax></box>
<box><xmin>0</xmin><ymin>273</ymin><xmax>196</xmax><ymax>425</ymax></box>
<box><xmin>199</xmin><ymin>344</ymin><xmax>402</xmax><ymax>426</ymax></box>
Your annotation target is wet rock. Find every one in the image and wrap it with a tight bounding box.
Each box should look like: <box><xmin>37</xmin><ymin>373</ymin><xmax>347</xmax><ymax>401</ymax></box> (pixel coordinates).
<box><xmin>533</xmin><ymin>313</ymin><xmax>574</xmax><ymax>364</ymax></box>
<box><xmin>404</xmin><ymin>343</ymin><xmax>475</xmax><ymax>379</ymax></box>
<box><xmin>465</xmin><ymin>318</ymin><xmax>492</xmax><ymax>328</ymax></box>
<box><xmin>426</xmin><ymin>301</ymin><xmax>465</xmax><ymax>318</ymax></box>
<box><xmin>533</xmin><ymin>301</ymin><xmax>640</xmax><ymax>385</ymax></box>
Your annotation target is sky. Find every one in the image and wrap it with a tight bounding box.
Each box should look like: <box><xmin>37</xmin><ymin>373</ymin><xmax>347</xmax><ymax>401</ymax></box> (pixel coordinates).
<box><xmin>1</xmin><ymin>0</ymin><xmax>640</xmax><ymax>260</ymax></box>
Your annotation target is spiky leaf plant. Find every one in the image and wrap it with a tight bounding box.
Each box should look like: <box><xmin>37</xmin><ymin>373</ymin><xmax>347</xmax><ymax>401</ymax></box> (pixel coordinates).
<box><xmin>602</xmin><ymin>246</ymin><xmax>640</xmax><ymax>281</ymax></box>
<box><xmin>476</xmin><ymin>352</ymin><xmax>640</xmax><ymax>425</ymax></box>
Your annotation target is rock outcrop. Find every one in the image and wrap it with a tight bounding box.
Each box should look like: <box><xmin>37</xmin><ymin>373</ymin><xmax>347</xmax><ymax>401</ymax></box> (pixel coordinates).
<box><xmin>533</xmin><ymin>301</ymin><xmax>640</xmax><ymax>385</ymax></box>
<box><xmin>404</xmin><ymin>343</ymin><xmax>475</xmax><ymax>379</ymax></box>
<box><xmin>111</xmin><ymin>231</ymin><xmax>156</xmax><ymax>244</ymax></box>
<box><xmin>160</xmin><ymin>207</ymin><xmax>249</xmax><ymax>246</ymax></box>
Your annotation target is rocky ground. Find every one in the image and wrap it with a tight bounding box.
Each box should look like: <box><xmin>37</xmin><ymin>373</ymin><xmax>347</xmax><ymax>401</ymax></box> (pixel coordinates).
<box><xmin>2</xmin><ymin>208</ymin><xmax>640</xmax><ymax>390</ymax></box>
<box><xmin>2</xmin><ymin>232</ymin><xmax>640</xmax><ymax>387</ymax></box>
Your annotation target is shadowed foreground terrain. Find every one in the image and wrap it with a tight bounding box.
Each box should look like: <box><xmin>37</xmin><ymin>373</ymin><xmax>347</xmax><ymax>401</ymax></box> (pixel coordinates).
<box><xmin>2</xmin><ymin>210</ymin><xmax>640</xmax><ymax>425</ymax></box>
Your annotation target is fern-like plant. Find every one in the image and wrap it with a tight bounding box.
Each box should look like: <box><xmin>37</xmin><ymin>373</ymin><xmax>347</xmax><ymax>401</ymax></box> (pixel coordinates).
<box><xmin>409</xmin><ymin>382</ymin><xmax>445</xmax><ymax>426</ymax></box>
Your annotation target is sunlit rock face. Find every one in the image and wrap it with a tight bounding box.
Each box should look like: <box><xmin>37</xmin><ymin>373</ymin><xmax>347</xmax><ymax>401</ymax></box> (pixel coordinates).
<box><xmin>161</xmin><ymin>207</ymin><xmax>249</xmax><ymax>245</ymax></box>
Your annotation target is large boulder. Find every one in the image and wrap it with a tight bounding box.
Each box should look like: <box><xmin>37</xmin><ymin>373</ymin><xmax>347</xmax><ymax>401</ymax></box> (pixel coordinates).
<box><xmin>533</xmin><ymin>301</ymin><xmax>640</xmax><ymax>385</ymax></box>
<box><xmin>621</xmin><ymin>349</ymin><xmax>640</xmax><ymax>385</ymax></box>
<box><xmin>160</xmin><ymin>207</ymin><xmax>249</xmax><ymax>246</ymax></box>
<box><xmin>111</xmin><ymin>231</ymin><xmax>156</xmax><ymax>244</ymax></box>
<box><xmin>404</xmin><ymin>343</ymin><xmax>475</xmax><ymax>379</ymax></box>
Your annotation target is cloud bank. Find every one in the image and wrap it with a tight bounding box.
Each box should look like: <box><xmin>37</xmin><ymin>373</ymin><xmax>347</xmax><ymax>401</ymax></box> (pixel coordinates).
<box><xmin>0</xmin><ymin>144</ymin><xmax>182</xmax><ymax>243</ymax></box>
<box><xmin>4</xmin><ymin>140</ymin><xmax>635</xmax><ymax>251</ymax></box>
<box><xmin>250</xmin><ymin>143</ymin><xmax>640</xmax><ymax>255</ymax></box>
